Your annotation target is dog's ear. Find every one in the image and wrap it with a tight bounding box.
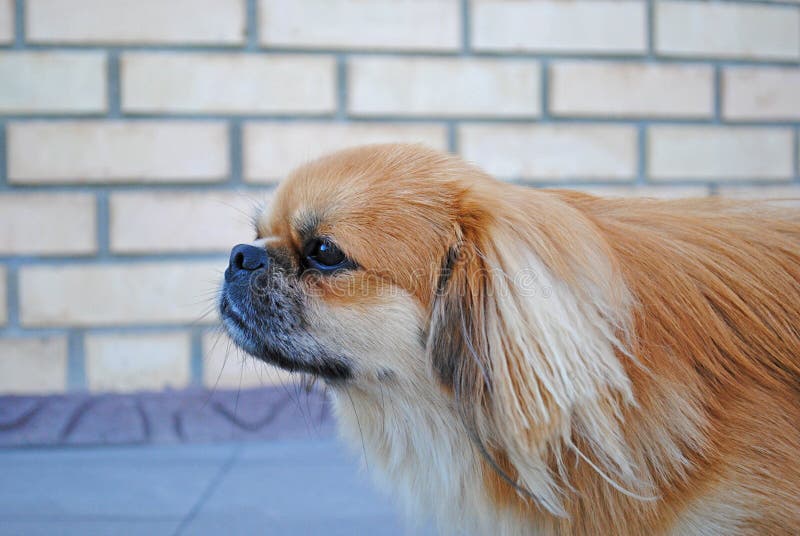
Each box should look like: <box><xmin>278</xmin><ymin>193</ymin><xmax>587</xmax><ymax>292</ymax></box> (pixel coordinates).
<box><xmin>427</xmin><ymin>197</ymin><xmax>647</xmax><ymax>514</ymax></box>
<box><xmin>428</xmin><ymin>241</ymin><xmax>486</xmax><ymax>395</ymax></box>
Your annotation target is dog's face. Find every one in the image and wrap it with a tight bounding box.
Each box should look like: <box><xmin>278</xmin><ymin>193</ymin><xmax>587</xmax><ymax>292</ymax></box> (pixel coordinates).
<box><xmin>220</xmin><ymin>144</ymin><xmax>481</xmax><ymax>387</ymax></box>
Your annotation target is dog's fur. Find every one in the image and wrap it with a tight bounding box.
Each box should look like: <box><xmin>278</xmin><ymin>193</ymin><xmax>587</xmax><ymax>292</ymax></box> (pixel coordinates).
<box><xmin>221</xmin><ymin>144</ymin><xmax>800</xmax><ymax>535</ymax></box>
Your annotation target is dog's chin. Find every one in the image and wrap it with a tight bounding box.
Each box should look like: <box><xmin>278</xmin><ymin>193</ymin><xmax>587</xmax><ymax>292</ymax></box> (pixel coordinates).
<box><xmin>219</xmin><ymin>296</ymin><xmax>352</xmax><ymax>382</ymax></box>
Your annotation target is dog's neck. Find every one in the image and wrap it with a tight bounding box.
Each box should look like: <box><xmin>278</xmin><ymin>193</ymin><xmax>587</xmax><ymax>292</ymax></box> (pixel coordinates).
<box><xmin>330</xmin><ymin>378</ymin><xmax>535</xmax><ymax>535</ymax></box>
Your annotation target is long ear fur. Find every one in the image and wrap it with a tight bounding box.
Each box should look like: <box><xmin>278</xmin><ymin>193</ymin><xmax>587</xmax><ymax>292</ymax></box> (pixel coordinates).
<box><xmin>428</xmin><ymin>190</ymin><xmax>653</xmax><ymax>515</ymax></box>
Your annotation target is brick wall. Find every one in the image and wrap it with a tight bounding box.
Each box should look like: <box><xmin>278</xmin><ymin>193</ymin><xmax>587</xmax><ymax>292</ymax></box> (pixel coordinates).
<box><xmin>1</xmin><ymin>0</ymin><xmax>799</xmax><ymax>394</ymax></box>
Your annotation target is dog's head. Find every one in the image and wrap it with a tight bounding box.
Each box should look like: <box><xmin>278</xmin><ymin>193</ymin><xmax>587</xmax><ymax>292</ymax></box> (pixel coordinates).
<box><xmin>220</xmin><ymin>144</ymin><xmax>637</xmax><ymax>511</ymax></box>
<box><xmin>221</xmin><ymin>144</ymin><xmax>483</xmax><ymax>385</ymax></box>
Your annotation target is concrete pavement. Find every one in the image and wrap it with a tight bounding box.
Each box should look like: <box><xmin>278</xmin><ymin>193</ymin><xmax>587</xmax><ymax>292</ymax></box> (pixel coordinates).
<box><xmin>0</xmin><ymin>439</ymin><xmax>435</xmax><ymax>535</ymax></box>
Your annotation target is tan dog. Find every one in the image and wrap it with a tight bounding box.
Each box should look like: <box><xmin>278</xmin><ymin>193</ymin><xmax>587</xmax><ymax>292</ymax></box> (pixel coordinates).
<box><xmin>220</xmin><ymin>144</ymin><xmax>800</xmax><ymax>535</ymax></box>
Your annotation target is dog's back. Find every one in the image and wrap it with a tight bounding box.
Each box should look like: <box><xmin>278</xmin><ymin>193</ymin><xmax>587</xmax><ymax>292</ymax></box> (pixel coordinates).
<box><xmin>560</xmin><ymin>192</ymin><xmax>800</xmax><ymax>534</ymax></box>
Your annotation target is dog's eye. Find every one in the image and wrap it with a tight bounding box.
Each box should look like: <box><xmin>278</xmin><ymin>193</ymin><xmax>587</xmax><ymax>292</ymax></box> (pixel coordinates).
<box><xmin>304</xmin><ymin>238</ymin><xmax>351</xmax><ymax>272</ymax></box>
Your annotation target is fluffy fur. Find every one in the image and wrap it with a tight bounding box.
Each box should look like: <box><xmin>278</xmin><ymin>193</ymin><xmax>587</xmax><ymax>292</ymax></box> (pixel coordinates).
<box><xmin>221</xmin><ymin>144</ymin><xmax>800</xmax><ymax>535</ymax></box>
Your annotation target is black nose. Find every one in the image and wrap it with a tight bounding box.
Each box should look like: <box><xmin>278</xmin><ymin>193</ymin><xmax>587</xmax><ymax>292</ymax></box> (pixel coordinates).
<box><xmin>226</xmin><ymin>244</ymin><xmax>268</xmax><ymax>282</ymax></box>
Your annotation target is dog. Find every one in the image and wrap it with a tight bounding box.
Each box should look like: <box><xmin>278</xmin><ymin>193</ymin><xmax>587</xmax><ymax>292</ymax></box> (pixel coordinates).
<box><xmin>219</xmin><ymin>144</ymin><xmax>800</xmax><ymax>535</ymax></box>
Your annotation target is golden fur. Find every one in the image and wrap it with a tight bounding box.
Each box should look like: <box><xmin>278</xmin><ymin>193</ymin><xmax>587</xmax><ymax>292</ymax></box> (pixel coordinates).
<box><xmin>241</xmin><ymin>144</ymin><xmax>799</xmax><ymax>534</ymax></box>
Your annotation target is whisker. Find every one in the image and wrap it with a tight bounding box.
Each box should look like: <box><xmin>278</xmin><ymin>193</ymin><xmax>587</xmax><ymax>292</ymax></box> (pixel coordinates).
<box><xmin>276</xmin><ymin>370</ymin><xmax>314</xmax><ymax>438</ymax></box>
<box><xmin>191</xmin><ymin>307</ymin><xmax>219</xmax><ymax>327</ymax></box>
<box><xmin>203</xmin><ymin>334</ymin><xmax>235</xmax><ymax>408</ymax></box>
<box><xmin>344</xmin><ymin>386</ymin><xmax>370</xmax><ymax>476</ymax></box>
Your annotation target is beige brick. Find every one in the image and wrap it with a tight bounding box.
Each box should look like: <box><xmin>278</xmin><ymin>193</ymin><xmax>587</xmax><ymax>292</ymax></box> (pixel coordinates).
<box><xmin>122</xmin><ymin>54</ymin><xmax>335</xmax><ymax>114</ymax></box>
<box><xmin>0</xmin><ymin>193</ymin><xmax>96</xmax><ymax>255</ymax></box>
<box><xmin>27</xmin><ymin>0</ymin><xmax>245</xmax><ymax>44</ymax></box>
<box><xmin>472</xmin><ymin>0</ymin><xmax>646</xmax><ymax>54</ymax></box>
<box><xmin>0</xmin><ymin>337</ymin><xmax>67</xmax><ymax>394</ymax></box>
<box><xmin>648</xmin><ymin>127</ymin><xmax>794</xmax><ymax>181</ymax></box>
<box><xmin>7</xmin><ymin>121</ymin><xmax>228</xmax><ymax>184</ymax></box>
<box><xmin>573</xmin><ymin>185</ymin><xmax>710</xmax><ymax>199</ymax></box>
<box><xmin>349</xmin><ymin>57</ymin><xmax>540</xmax><ymax>117</ymax></box>
<box><xmin>718</xmin><ymin>186</ymin><xmax>800</xmax><ymax>207</ymax></box>
<box><xmin>260</xmin><ymin>0</ymin><xmax>459</xmax><ymax>51</ymax></box>
<box><xmin>0</xmin><ymin>266</ymin><xmax>6</xmax><ymax>326</ymax></box>
<box><xmin>655</xmin><ymin>2</ymin><xmax>800</xmax><ymax>60</ymax></box>
<box><xmin>0</xmin><ymin>52</ymin><xmax>106</xmax><ymax>114</ymax></box>
<box><xmin>459</xmin><ymin>124</ymin><xmax>637</xmax><ymax>181</ymax></box>
<box><xmin>20</xmin><ymin>261</ymin><xmax>224</xmax><ymax>327</ymax></box>
<box><xmin>723</xmin><ymin>67</ymin><xmax>800</xmax><ymax>121</ymax></box>
<box><xmin>0</xmin><ymin>0</ymin><xmax>13</xmax><ymax>43</ymax></box>
<box><xmin>110</xmin><ymin>191</ymin><xmax>267</xmax><ymax>253</ymax></box>
<box><xmin>244</xmin><ymin>123</ymin><xmax>449</xmax><ymax>182</ymax></box>
<box><xmin>550</xmin><ymin>61</ymin><xmax>713</xmax><ymax>118</ymax></box>
<box><xmin>202</xmin><ymin>331</ymin><xmax>296</xmax><ymax>389</ymax></box>
<box><xmin>85</xmin><ymin>332</ymin><xmax>191</xmax><ymax>393</ymax></box>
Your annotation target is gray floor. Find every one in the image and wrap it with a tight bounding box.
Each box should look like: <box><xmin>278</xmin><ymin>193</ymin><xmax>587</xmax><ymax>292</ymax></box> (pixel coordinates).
<box><xmin>0</xmin><ymin>439</ymin><xmax>435</xmax><ymax>535</ymax></box>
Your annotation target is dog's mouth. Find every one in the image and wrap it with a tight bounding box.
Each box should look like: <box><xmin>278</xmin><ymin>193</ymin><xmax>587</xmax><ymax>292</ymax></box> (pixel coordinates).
<box><xmin>219</xmin><ymin>283</ymin><xmax>353</xmax><ymax>381</ymax></box>
<box><xmin>219</xmin><ymin>296</ymin><xmax>262</xmax><ymax>357</ymax></box>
